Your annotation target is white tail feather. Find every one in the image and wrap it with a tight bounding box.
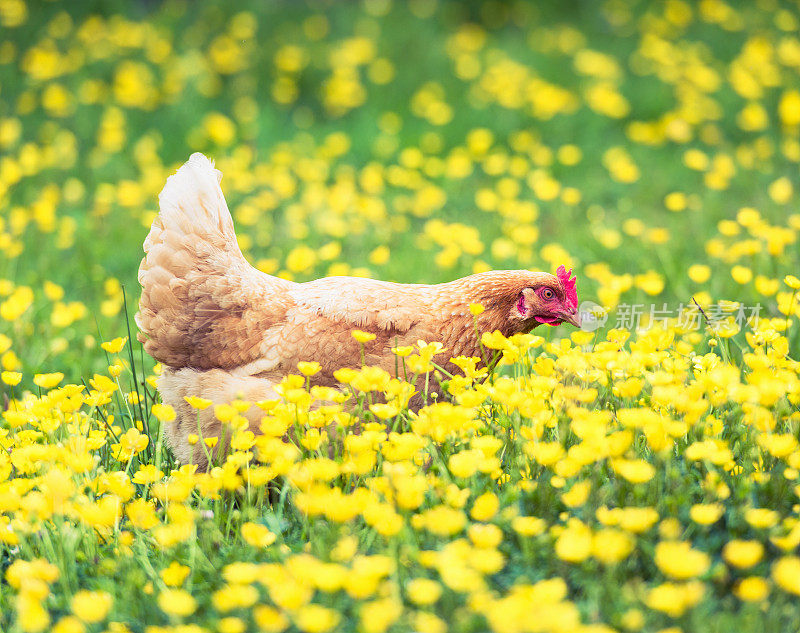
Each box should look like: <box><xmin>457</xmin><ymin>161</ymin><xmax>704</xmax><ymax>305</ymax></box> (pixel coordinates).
<box><xmin>157</xmin><ymin>152</ymin><xmax>237</xmax><ymax>241</ymax></box>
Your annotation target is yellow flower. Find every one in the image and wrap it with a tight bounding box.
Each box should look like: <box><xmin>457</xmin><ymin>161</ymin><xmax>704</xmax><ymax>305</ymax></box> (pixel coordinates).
<box><xmin>745</xmin><ymin>508</ymin><xmax>779</xmax><ymax>529</ymax></box>
<box><xmin>406</xmin><ymin>578</ymin><xmax>442</xmax><ymax>605</ymax></box>
<box><xmin>448</xmin><ymin>450</ymin><xmax>481</xmax><ymax>478</ymax></box>
<box><xmin>619</xmin><ymin>609</ymin><xmax>644</xmax><ymax>631</ymax></box>
<box><xmin>52</xmin><ymin>615</ymin><xmax>85</xmax><ymax>633</ymax></box>
<box><xmin>71</xmin><ymin>590</ymin><xmax>112</xmax><ymax>623</ymax></box>
<box><xmin>368</xmin><ymin>245</ymin><xmax>390</xmax><ymax>265</ymax></box>
<box><xmin>126</xmin><ymin>499</ymin><xmax>159</xmax><ymax>530</ymax></box>
<box><xmin>204</xmin><ymin>112</ymin><xmax>236</xmax><ymax>146</ymax></box>
<box><xmin>2</xmin><ymin>350</ymin><xmax>20</xmax><ymax>371</ymax></box>
<box><xmin>646</xmin><ymin>580</ymin><xmax>705</xmax><ymax>617</ymax></box>
<box><xmin>689</xmin><ymin>503</ymin><xmax>724</xmax><ymax>525</ymax></box>
<box><xmin>100</xmin><ymin>337</ymin><xmax>127</xmax><ymax>354</ymax></box>
<box><xmin>360</xmin><ymin>597</ymin><xmax>402</xmax><ymax>633</ymax></box>
<box><xmin>768</xmin><ymin>177</ymin><xmax>793</xmax><ymax>204</ymax></box>
<box><xmin>688</xmin><ymin>264</ymin><xmax>711</xmax><ymax>284</ymax></box>
<box><xmin>659</xmin><ymin>518</ymin><xmax>682</xmax><ymax>541</ymax></box>
<box><xmin>254</xmin><ymin>605</ymin><xmax>289</xmax><ymax>633</ymax></box>
<box><xmin>664</xmin><ymin>192</ymin><xmax>687</xmax><ymax>212</ymax></box>
<box><xmin>6</xmin><ymin>559</ymin><xmax>60</xmax><ymax>591</ymax></box>
<box><xmin>784</xmin><ymin>275</ymin><xmax>800</xmax><ymax>290</ymax></box>
<box><xmin>611</xmin><ymin>458</ymin><xmax>655</xmax><ymax>484</ymax></box>
<box><xmin>293</xmin><ymin>604</ymin><xmax>341</xmax><ymax>633</ymax></box>
<box><xmin>219</xmin><ymin>617</ymin><xmax>247</xmax><ymax>633</ymax></box>
<box><xmin>157</xmin><ymin>588</ymin><xmax>196</xmax><ymax>617</ymax></box>
<box><xmin>468</xmin><ymin>523</ymin><xmax>503</xmax><ymax>549</ymax></box>
<box><xmin>184</xmin><ymin>396</ymin><xmax>212</xmax><ymax>409</ymax></box>
<box><xmin>90</xmin><ymin>374</ymin><xmax>117</xmax><ymax>393</ymax></box>
<box><xmin>114</xmin><ymin>427</ymin><xmax>149</xmax><ymax>460</ymax></box>
<box><xmin>223</xmin><ymin>562</ymin><xmax>261</xmax><ymax>585</ymax></box>
<box><xmin>511</xmin><ymin>516</ymin><xmax>546</xmax><ymax>537</ymax></box>
<box><xmin>369</xmin><ymin>403</ymin><xmax>399</xmax><ymax>420</ymax></box>
<box><xmin>415</xmin><ymin>505</ymin><xmax>466</xmax><ymax>536</ymax></box>
<box><xmin>734</xmin><ymin>576</ymin><xmax>769</xmax><ymax>602</ymax></box>
<box><xmin>555</xmin><ymin>519</ymin><xmax>592</xmax><ymax>562</ymax></box>
<box><xmin>285</xmin><ymin>246</ymin><xmax>317</xmax><ymax>273</ymax></box>
<box><xmin>469</xmin><ymin>302</ymin><xmax>484</xmax><ymax>315</ymax></box>
<box><xmin>352</xmin><ymin>329</ymin><xmax>376</xmax><ymax>344</ymax></box>
<box><xmin>633</xmin><ymin>270</ymin><xmax>664</xmax><ymax>295</ymax></box>
<box><xmin>133</xmin><ymin>464</ymin><xmax>164</xmax><ymax>485</ymax></box>
<box><xmin>297</xmin><ymin>361</ymin><xmax>321</xmax><ymax>376</ymax></box>
<box><xmin>754</xmin><ymin>275</ymin><xmax>779</xmax><ymax>296</ymax></box>
<box><xmin>151</xmin><ymin>403</ymin><xmax>176</xmax><ymax>423</ymax></box>
<box><xmin>592</xmin><ymin>528</ymin><xmax>634</xmax><ymax>565</ymax></box>
<box><xmin>33</xmin><ymin>372</ymin><xmax>64</xmax><ymax>389</ymax></box>
<box><xmin>561</xmin><ymin>481</ymin><xmax>591</xmax><ymax>507</ymax></box>
<box><xmin>412</xmin><ymin>613</ymin><xmax>447</xmax><ymax>633</ymax></box>
<box><xmin>2</xmin><ymin>370</ymin><xmax>21</xmax><ymax>385</ymax></box>
<box><xmin>528</xmin><ymin>441</ymin><xmax>564</xmax><ymax>466</ymax></box>
<box><xmin>772</xmin><ymin>556</ymin><xmax>800</xmax><ymax>595</ymax></box>
<box><xmin>470</xmin><ymin>492</ymin><xmax>499</xmax><ymax>521</ymax></box>
<box><xmin>481</xmin><ymin>330</ymin><xmax>509</xmax><ymax>350</ymax></box>
<box><xmin>212</xmin><ymin>583</ymin><xmax>259</xmax><ymax>612</ymax></box>
<box><xmin>17</xmin><ymin>597</ymin><xmax>51</xmax><ymax>633</ymax></box>
<box><xmin>231</xmin><ymin>430</ymin><xmax>256</xmax><ymax>451</ymax></box>
<box><xmin>723</xmin><ymin>540</ymin><xmax>764</xmax><ymax>569</ymax></box>
<box><xmin>731</xmin><ymin>265</ymin><xmax>753</xmax><ymax>285</ymax></box>
<box><xmin>0</xmin><ymin>286</ymin><xmax>33</xmax><ymax>321</ymax></box>
<box><xmin>160</xmin><ymin>562</ymin><xmax>191</xmax><ymax>587</ymax></box>
<box><xmin>241</xmin><ymin>522</ymin><xmax>277</xmax><ymax>548</ymax></box>
<box><xmin>654</xmin><ymin>541</ymin><xmax>710</xmax><ymax>580</ymax></box>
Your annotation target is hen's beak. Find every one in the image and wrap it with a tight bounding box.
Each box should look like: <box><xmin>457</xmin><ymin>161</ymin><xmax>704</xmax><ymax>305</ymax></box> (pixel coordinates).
<box><xmin>561</xmin><ymin>309</ymin><xmax>581</xmax><ymax>328</ymax></box>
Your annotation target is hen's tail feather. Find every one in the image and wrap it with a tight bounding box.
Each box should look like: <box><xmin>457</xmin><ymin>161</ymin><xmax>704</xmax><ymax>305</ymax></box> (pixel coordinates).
<box><xmin>156</xmin><ymin>153</ymin><xmax>237</xmax><ymax>243</ymax></box>
<box><xmin>137</xmin><ymin>153</ymin><xmax>293</xmax><ymax>370</ymax></box>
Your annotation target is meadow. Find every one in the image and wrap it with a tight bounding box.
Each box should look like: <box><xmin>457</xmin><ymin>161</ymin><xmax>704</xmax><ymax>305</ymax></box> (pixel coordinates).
<box><xmin>2</xmin><ymin>0</ymin><xmax>800</xmax><ymax>631</ymax></box>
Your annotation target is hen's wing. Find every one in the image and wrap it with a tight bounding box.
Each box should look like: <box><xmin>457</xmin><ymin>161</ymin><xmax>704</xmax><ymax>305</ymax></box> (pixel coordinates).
<box><xmin>290</xmin><ymin>276</ymin><xmax>432</xmax><ymax>333</ymax></box>
<box><xmin>137</xmin><ymin>153</ymin><xmax>296</xmax><ymax>370</ymax></box>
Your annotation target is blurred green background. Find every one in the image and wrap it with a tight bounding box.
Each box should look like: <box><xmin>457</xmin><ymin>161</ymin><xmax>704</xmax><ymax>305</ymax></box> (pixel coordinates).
<box><xmin>1</xmin><ymin>0</ymin><xmax>799</xmax><ymax>380</ymax></box>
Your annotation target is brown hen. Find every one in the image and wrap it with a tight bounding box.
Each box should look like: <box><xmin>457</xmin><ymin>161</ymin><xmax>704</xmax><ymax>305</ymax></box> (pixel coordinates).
<box><xmin>137</xmin><ymin>153</ymin><xmax>580</xmax><ymax>466</ymax></box>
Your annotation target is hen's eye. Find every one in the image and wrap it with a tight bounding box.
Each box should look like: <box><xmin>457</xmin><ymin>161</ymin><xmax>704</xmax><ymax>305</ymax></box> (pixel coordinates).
<box><xmin>542</xmin><ymin>288</ymin><xmax>555</xmax><ymax>300</ymax></box>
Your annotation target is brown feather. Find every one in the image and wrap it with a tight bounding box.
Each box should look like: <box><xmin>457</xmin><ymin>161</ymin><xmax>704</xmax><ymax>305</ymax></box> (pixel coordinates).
<box><xmin>138</xmin><ymin>154</ymin><xmax>576</xmax><ymax>466</ymax></box>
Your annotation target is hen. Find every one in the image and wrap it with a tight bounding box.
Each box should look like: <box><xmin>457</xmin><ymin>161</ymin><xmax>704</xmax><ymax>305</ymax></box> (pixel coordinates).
<box><xmin>137</xmin><ymin>153</ymin><xmax>580</xmax><ymax>466</ymax></box>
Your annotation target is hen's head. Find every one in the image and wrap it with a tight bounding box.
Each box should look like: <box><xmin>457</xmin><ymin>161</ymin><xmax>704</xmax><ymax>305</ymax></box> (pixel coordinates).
<box><xmin>477</xmin><ymin>266</ymin><xmax>580</xmax><ymax>334</ymax></box>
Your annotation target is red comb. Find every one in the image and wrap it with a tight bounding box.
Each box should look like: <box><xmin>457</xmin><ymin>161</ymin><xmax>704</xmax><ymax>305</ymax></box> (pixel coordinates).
<box><xmin>557</xmin><ymin>265</ymin><xmax>578</xmax><ymax>310</ymax></box>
